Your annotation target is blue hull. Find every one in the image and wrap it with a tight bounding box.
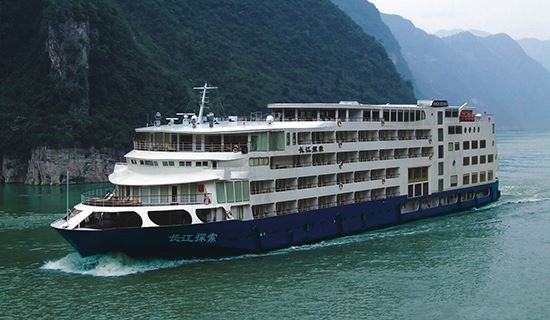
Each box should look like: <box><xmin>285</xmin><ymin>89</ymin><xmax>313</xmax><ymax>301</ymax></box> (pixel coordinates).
<box><xmin>53</xmin><ymin>182</ymin><xmax>500</xmax><ymax>259</ymax></box>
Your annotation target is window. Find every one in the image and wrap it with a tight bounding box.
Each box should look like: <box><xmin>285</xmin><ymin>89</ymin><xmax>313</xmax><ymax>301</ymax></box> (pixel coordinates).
<box><xmin>471</xmin><ymin>156</ymin><xmax>478</xmax><ymax>165</ymax></box>
<box><xmin>480</xmin><ymin>171</ymin><xmax>487</xmax><ymax>182</ymax></box>
<box><xmin>448</xmin><ymin>142</ymin><xmax>454</xmax><ymax>151</ymax></box>
<box><xmin>450</xmin><ymin>175</ymin><xmax>458</xmax><ymax>187</ymax></box>
<box><xmin>488</xmin><ymin>170</ymin><xmax>494</xmax><ymax>180</ymax></box>
<box><xmin>286</xmin><ymin>133</ymin><xmax>290</xmax><ymax>146</ymax></box>
<box><xmin>480</xmin><ymin>140</ymin><xmax>486</xmax><ymax>148</ymax></box>
<box><xmin>472</xmin><ymin>173</ymin><xmax>478</xmax><ymax>184</ymax></box>
<box><xmin>480</xmin><ymin>155</ymin><xmax>486</xmax><ymax>164</ymax></box>
<box><xmin>463</xmin><ymin>157</ymin><xmax>470</xmax><ymax>166</ymax></box>
<box><xmin>448</xmin><ymin>126</ymin><xmax>455</xmax><ymax>135</ymax></box>
<box><xmin>455</xmin><ymin>142</ymin><xmax>460</xmax><ymax>150</ymax></box>
<box><xmin>438</xmin><ymin>179</ymin><xmax>444</xmax><ymax>192</ymax></box>
<box><xmin>203</xmin><ymin>161</ymin><xmax>208</xmax><ymax>167</ymax></box>
<box><xmin>216</xmin><ymin>182</ymin><xmax>226</xmax><ymax>203</ymax></box>
<box><xmin>463</xmin><ymin>141</ymin><xmax>470</xmax><ymax>150</ymax></box>
<box><xmin>438</xmin><ymin>111</ymin><xmax>443</xmax><ymax>125</ymax></box>
<box><xmin>391</xmin><ymin>110</ymin><xmax>397</xmax><ymax>122</ymax></box>
<box><xmin>144</xmin><ymin>160</ymin><xmax>158</xmax><ymax>166</ymax></box>
<box><xmin>292</xmin><ymin>132</ymin><xmax>297</xmax><ymax>146</ymax></box>
<box><xmin>438</xmin><ymin>162</ymin><xmax>444</xmax><ymax>176</ymax></box>
<box><xmin>398</xmin><ymin>110</ymin><xmax>403</xmax><ymax>122</ymax></box>
<box><xmin>438</xmin><ymin>128</ymin><xmax>444</xmax><ymax>142</ymax></box>
<box><xmin>196</xmin><ymin>161</ymin><xmax>202</xmax><ymax>167</ymax></box>
<box><xmin>249</xmin><ymin>157</ymin><xmax>269</xmax><ymax>166</ymax></box>
<box><xmin>488</xmin><ymin>154</ymin><xmax>494</xmax><ymax>163</ymax></box>
<box><xmin>472</xmin><ymin>140</ymin><xmax>478</xmax><ymax>149</ymax></box>
<box><xmin>463</xmin><ymin>174</ymin><xmax>470</xmax><ymax>185</ymax></box>
<box><xmin>438</xmin><ymin>145</ymin><xmax>444</xmax><ymax>159</ymax></box>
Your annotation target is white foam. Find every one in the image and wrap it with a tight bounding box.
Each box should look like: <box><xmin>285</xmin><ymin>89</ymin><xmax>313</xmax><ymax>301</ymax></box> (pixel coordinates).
<box><xmin>41</xmin><ymin>253</ymin><xmax>187</xmax><ymax>277</ymax></box>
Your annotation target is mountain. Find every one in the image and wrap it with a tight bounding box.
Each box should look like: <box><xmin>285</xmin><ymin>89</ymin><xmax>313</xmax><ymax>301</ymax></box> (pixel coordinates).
<box><xmin>0</xmin><ymin>0</ymin><xmax>415</xmax><ymax>155</ymax></box>
<box><xmin>330</xmin><ymin>0</ymin><xmax>415</xmax><ymax>85</ymax></box>
<box><xmin>382</xmin><ymin>14</ymin><xmax>550</xmax><ymax>129</ymax></box>
<box><xmin>517</xmin><ymin>38</ymin><xmax>550</xmax><ymax>73</ymax></box>
<box><xmin>435</xmin><ymin>29</ymin><xmax>491</xmax><ymax>38</ymax></box>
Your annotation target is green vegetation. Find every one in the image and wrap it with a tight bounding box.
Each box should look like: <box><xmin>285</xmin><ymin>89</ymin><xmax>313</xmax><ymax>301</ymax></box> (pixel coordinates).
<box><xmin>0</xmin><ymin>0</ymin><xmax>415</xmax><ymax>153</ymax></box>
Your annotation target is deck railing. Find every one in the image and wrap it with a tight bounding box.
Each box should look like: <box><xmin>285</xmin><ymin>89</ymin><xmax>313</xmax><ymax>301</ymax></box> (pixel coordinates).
<box><xmin>81</xmin><ymin>188</ymin><xmax>211</xmax><ymax>207</ymax></box>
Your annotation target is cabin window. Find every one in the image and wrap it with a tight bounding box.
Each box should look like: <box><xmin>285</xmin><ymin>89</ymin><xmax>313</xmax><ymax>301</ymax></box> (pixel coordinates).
<box><xmin>480</xmin><ymin>155</ymin><xmax>486</xmax><ymax>164</ymax></box>
<box><xmin>488</xmin><ymin>154</ymin><xmax>494</xmax><ymax>163</ymax></box>
<box><xmin>286</xmin><ymin>133</ymin><xmax>291</xmax><ymax>146</ymax></box>
<box><xmin>216</xmin><ymin>182</ymin><xmax>226</xmax><ymax>203</ymax></box>
<box><xmin>463</xmin><ymin>174</ymin><xmax>470</xmax><ymax>185</ymax></box>
<box><xmin>251</xmin><ymin>133</ymin><xmax>268</xmax><ymax>151</ymax></box>
<box><xmin>463</xmin><ymin>141</ymin><xmax>470</xmax><ymax>150</ymax></box>
<box><xmin>488</xmin><ymin>170</ymin><xmax>494</xmax><ymax>180</ymax></box>
<box><xmin>472</xmin><ymin>140</ymin><xmax>479</xmax><ymax>149</ymax></box>
<box><xmin>438</xmin><ymin>128</ymin><xmax>444</xmax><ymax>142</ymax></box>
<box><xmin>226</xmin><ymin>182</ymin><xmax>235</xmax><ymax>202</ymax></box>
<box><xmin>472</xmin><ymin>173</ymin><xmax>478</xmax><ymax>184</ymax></box>
<box><xmin>372</xmin><ymin>110</ymin><xmax>380</xmax><ymax>120</ymax></box>
<box><xmin>148</xmin><ymin>210</ymin><xmax>192</xmax><ymax>226</ymax></box>
<box><xmin>391</xmin><ymin>110</ymin><xmax>397</xmax><ymax>122</ymax></box>
<box><xmin>81</xmin><ymin>211</ymin><xmax>142</xmax><ymax>229</ymax></box>
<box><xmin>448</xmin><ymin>142</ymin><xmax>454</xmax><ymax>151</ymax></box>
<box><xmin>438</xmin><ymin>179</ymin><xmax>444</xmax><ymax>192</ymax></box>
<box><xmin>438</xmin><ymin>112</ymin><xmax>443</xmax><ymax>125</ymax></box>
<box><xmin>450</xmin><ymin>175</ymin><xmax>458</xmax><ymax>187</ymax></box>
<box><xmin>480</xmin><ymin>140</ymin><xmax>486</xmax><ymax>148</ymax></box>
<box><xmin>472</xmin><ymin>156</ymin><xmax>478</xmax><ymax>165</ymax></box>
<box><xmin>270</xmin><ymin>132</ymin><xmax>286</xmax><ymax>151</ymax></box>
<box><xmin>455</xmin><ymin>142</ymin><xmax>460</xmax><ymax>150</ymax></box>
<box><xmin>438</xmin><ymin>162</ymin><xmax>444</xmax><ymax>176</ymax></box>
<box><xmin>438</xmin><ymin>145</ymin><xmax>444</xmax><ymax>159</ymax></box>
<box><xmin>383</xmin><ymin>110</ymin><xmax>390</xmax><ymax>122</ymax></box>
<box><xmin>234</xmin><ymin>181</ymin><xmax>243</xmax><ymax>202</ymax></box>
<box><xmin>480</xmin><ymin>171</ymin><xmax>487</xmax><ymax>182</ymax></box>
<box><xmin>398</xmin><ymin>110</ymin><xmax>404</xmax><ymax>122</ymax></box>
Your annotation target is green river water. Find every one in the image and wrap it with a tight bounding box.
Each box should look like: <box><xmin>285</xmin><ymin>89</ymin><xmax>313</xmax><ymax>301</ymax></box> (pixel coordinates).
<box><xmin>1</xmin><ymin>130</ymin><xmax>550</xmax><ymax>319</ymax></box>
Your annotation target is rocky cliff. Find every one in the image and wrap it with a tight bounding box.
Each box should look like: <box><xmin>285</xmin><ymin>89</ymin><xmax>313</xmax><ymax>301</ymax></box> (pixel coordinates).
<box><xmin>0</xmin><ymin>147</ymin><xmax>118</xmax><ymax>185</ymax></box>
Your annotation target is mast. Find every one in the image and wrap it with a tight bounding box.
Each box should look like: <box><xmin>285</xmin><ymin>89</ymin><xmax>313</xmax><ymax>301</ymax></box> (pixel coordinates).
<box><xmin>193</xmin><ymin>82</ymin><xmax>217</xmax><ymax>124</ymax></box>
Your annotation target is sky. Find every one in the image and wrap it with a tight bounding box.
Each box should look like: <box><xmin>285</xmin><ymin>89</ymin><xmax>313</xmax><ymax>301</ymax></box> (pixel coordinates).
<box><xmin>369</xmin><ymin>0</ymin><xmax>550</xmax><ymax>40</ymax></box>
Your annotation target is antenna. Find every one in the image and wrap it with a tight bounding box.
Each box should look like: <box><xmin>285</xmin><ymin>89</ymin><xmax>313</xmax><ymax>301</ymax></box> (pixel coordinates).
<box><xmin>193</xmin><ymin>82</ymin><xmax>217</xmax><ymax>124</ymax></box>
<box><xmin>66</xmin><ymin>168</ymin><xmax>70</xmax><ymax>215</ymax></box>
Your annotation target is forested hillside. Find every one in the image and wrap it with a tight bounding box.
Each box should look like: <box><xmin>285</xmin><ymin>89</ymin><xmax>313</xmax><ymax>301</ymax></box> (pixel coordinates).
<box><xmin>330</xmin><ymin>0</ymin><xmax>415</xmax><ymax>85</ymax></box>
<box><xmin>0</xmin><ymin>0</ymin><xmax>415</xmax><ymax>155</ymax></box>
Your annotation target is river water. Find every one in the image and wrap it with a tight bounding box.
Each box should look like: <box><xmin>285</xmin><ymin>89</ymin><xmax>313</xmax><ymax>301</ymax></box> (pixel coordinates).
<box><xmin>1</xmin><ymin>130</ymin><xmax>549</xmax><ymax>319</ymax></box>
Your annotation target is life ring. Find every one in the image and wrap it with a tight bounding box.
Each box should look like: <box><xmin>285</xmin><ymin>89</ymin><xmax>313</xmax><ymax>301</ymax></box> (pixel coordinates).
<box><xmin>338</xmin><ymin>183</ymin><xmax>344</xmax><ymax>190</ymax></box>
<box><xmin>338</xmin><ymin>141</ymin><xmax>343</xmax><ymax>148</ymax></box>
<box><xmin>380</xmin><ymin>119</ymin><xmax>385</xmax><ymax>126</ymax></box>
<box><xmin>203</xmin><ymin>194</ymin><xmax>211</xmax><ymax>205</ymax></box>
<box><xmin>232</xmin><ymin>145</ymin><xmax>240</xmax><ymax>152</ymax></box>
<box><xmin>338</xmin><ymin>161</ymin><xmax>344</xmax><ymax>169</ymax></box>
<box><xmin>429</xmin><ymin>155</ymin><xmax>433</xmax><ymax>160</ymax></box>
<box><xmin>428</xmin><ymin>138</ymin><xmax>432</xmax><ymax>144</ymax></box>
<box><xmin>225</xmin><ymin>210</ymin><xmax>234</xmax><ymax>220</ymax></box>
<box><xmin>381</xmin><ymin>178</ymin><xmax>386</xmax><ymax>184</ymax></box>
<box><xmin>337</xmin><ymin>119</ymin><xmax>342</xmax><ymax>127</ymax></box>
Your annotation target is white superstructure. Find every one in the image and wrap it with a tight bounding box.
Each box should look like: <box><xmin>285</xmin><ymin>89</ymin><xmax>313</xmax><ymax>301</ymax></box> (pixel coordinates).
<box><xmin>58</xmin><ymin>83</ymin><xmax>498</xmax><ymax>231</ymax></box>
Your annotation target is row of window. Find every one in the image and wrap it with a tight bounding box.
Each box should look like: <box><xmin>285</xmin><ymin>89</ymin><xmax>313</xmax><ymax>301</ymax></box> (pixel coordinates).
<box><xmin>463</xmin><ymin>140</ymin><xmax>487</xmax><ymax>150</ymax></box>
<box><xmin>129</xmin><ymin>159</ymin><xmax>216</xmax><ymax>168</ymax></box>
<box><xmin>450</xmin><ymin>170</ymin><xmax>494</xmax><ymax>187</ymax></box>
<box><xmin>463</xmin><ymin>171</ymin><xmax>494</xmax><ymax>185</ymax></box>
<box><xmin>215</xmin><ymin>181</ymin><xmax>250</xmax><ymax>204</ymax></box>
<box><xmin>463</xmin><ymin>154</ymin><xmax>495</xmax><ymax>166</ymax></box>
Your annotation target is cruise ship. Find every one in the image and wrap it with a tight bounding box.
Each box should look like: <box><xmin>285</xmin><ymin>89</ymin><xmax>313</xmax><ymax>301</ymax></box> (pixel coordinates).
<box><xmin>51</xmin><ymin>84</ymin><xmax>500</xmax><ymax>258</ymax></box>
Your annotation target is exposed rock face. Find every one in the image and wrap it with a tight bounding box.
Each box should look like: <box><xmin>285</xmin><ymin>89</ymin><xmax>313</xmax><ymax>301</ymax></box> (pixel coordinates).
<box><xmin>1</xmin><ymin>147</ymin><xmax>119</xmax><ymax>185</ymax></box>
<box><xmin>46</xmin><ymin>17</ymin><xmax>90</xmax><ymax>116</ymax></box>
